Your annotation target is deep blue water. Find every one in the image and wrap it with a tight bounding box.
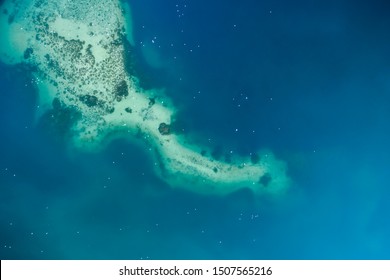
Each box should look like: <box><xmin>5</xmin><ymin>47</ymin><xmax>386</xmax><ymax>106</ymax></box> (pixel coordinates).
<box><xmin>1</xmin><ymin>0</ymin><xmax>390</xmax><ymax>259</ymax></box>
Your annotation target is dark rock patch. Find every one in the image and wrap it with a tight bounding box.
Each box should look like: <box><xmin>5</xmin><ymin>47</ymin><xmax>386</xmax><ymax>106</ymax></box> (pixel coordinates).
<box><xmin>23</xmin><ymin>48</ymin><xmax>34</xmax><ymax>59</ymax></box>
<box><xmin>115</xmin><ymin>80</ymin><xmax>128</xmax><ymax>97</ymax></box>
<box><xmin>259</xmin><ymin>173</ymin><xmax>272</xmax><ymax>187</ymax></box>
<box><xmin>79</xmin><ymin>94</ymin><xmax>98</xmax><ymax>107</ymax></box>
<box><xmin>158</xmin><ymin>123</ymin><xmax>171</xmax><ymax>135</ymax></box>
<box><xmin>148</xmin><ymin>97</ymin><xmax>155</xmax><ymax>106</ymax></box>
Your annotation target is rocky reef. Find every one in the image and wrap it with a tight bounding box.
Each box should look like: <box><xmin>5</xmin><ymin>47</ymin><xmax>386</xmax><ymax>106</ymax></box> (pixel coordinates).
<box><xmin>0</xmin><ymin>0</ymin><xmax>290</xmax><ymax>196</ymax></box>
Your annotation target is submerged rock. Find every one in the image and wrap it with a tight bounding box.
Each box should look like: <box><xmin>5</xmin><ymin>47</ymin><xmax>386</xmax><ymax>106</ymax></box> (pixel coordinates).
<box><xmin>259</xmin><ymin>173</ymin><xmax>272</xmax><ymax>187</ymax></box>
<box><xmin>158</xmin><ymin>122</ymin><xmax>171</xmax><ymax>135</ymax></box>
<box><xmin>23</xmin><ymin>47</ymin><xmax>33</xmax><ymax>59</ymax></box>
<box><xmin>115</xmin><ymin>80</ymin><xmax>128</xmax><ymax>97</ymax></box>
<box><xmin>38</xmin><ymin>100</ymin><xmax>81</xmax><ymax>142</ymax></box>
<box><xmin>79</xmin><ymin>94</ymin><xmax>98</xmax><ymax>107</ymax></box>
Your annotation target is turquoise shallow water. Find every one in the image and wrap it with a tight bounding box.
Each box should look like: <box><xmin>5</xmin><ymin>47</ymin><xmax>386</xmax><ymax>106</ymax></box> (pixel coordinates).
<box><xmin>1</xmin><ymin>0</ymin><xmax>390</xmax><ymax>259</ymax></box>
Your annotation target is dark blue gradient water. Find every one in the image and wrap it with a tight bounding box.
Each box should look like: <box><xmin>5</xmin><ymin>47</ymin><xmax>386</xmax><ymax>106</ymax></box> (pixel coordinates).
<box><xmin>1</xmin><ymin>0</ymin><xmax>390</xmax><ymax>259</ymax></box>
